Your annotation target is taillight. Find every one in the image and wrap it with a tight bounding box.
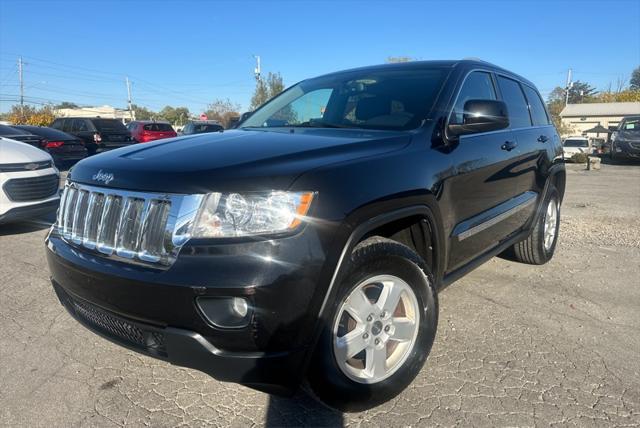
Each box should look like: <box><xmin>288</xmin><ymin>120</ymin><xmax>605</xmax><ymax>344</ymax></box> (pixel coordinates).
<box><xmin>93</xmin><ymin>133</ymin><xmax>102</xmax><ymax>142</ymax></box>
<box><xmin>45</xmin><ymin>141</ymin><xmax>65</xmax><ymax>148</ymax></box>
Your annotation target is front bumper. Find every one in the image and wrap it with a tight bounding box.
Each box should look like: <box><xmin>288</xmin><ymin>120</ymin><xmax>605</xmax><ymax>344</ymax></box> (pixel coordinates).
<box><xmin>46</xmin><ymin>220</ymin><xmax>341</xmax><ymax>390</ymax></box>
<box><xmin>52</xmin><ymin>281</ymin><xmax>303</xmax><ymax>394</ymax></box>
<box><xmin>0</xmin><ymin>198</ymin><xmax>59</xmax><ymax>223</ymax></box>
<box><xmin>613</xmin><ymin>141</ymin><xmax>640</xmax><ymax>159</ymax></box>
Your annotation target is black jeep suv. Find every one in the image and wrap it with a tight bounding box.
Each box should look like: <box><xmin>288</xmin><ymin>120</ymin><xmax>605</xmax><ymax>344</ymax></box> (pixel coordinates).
<box><xmin>46</xmin><ymin>60</ymin><xmax>565</xmax><ymax>411</ymax></box>
<box><xmin>50</xmin><ymin>117</ymin><xmax>134</xmax><ymax>155</ymax></box>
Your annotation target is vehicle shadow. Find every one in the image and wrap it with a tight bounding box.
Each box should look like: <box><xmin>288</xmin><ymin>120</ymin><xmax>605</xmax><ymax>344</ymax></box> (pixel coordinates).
<box><xmin>265</xmin><ymin>391</ymin><xmax>344</xmax><ymax>427</ymax></box>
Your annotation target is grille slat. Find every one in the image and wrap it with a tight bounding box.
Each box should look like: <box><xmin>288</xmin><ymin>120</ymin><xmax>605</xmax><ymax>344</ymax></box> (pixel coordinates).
<box><xmin>2</xmin><ymin>174</ymin><xmax>59</xmax><ymax>202</ymax></box>
<box><xmin>56</xmin><ymin>183</ymin><xmax>198</xmax><ymax>267</ymax></box>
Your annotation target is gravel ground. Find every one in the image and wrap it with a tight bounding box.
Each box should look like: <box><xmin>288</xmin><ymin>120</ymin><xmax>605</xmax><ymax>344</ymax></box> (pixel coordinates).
<box><xmin>1</xmin><ymin>162</ymin><xmax>639</xmax><ymax>427</ymax></box>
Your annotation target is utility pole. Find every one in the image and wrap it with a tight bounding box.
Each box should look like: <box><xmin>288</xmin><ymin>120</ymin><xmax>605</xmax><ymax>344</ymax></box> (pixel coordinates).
<box><xmin>565</xmin><ymin>68</ymin><xmax>572</xmax><ymax>106</ymax></box>
<box><xmin>125</xmin><ymin>76</ymin><xmax>135</xmax><ymax>120</ymax></box>
<box><xmin>18</xmin><ymin>57</ymin><xmax>24</xmax><ymax>116</ymax></box>
<box><xmin>253</xmin><ymin>55</ymin><xmax>261</xmax><ymax>81</ymax></box>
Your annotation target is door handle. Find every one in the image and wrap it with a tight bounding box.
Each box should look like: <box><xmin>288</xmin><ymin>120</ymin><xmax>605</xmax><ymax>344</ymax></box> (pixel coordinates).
<box><xmin>537</xmin><ymin>135</ymin><xmax>549</xmax><ymax>143</ymax></box>
<box><xmin>501</xmin><ymin>141</ymin><xmax>517</xmax><ymax>151</ymax></box>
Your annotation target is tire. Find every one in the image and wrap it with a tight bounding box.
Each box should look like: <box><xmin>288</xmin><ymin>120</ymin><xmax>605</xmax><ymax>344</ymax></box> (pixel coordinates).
<box><xmin>307</xmin><ymin>236</ymin><xmax>438</xmax><ymax>412</ymax></box>
<box><xmin>511</xmin><ymin>185</ymin><xmax>560</xmax><ymax>265</ymax></box>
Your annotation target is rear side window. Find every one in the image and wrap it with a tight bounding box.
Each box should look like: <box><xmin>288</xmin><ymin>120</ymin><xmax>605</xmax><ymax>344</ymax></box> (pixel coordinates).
<box><xmin>72</xmin><ymin>119</ymin><xmax>89</xmax><ymax>132</ymax></box>
<box><xmin>51</xmin><ymin>119</ymin><xmax>64</xmax><ymax>130</ymax></box>
<box><xmin>522</xmin><ymin>85</ymin><xmax>549</xmax><ymax>126</ymax></box>
<box><xmin>497</xmin><ymin>76</ymin><xmax>532</xmax><ymax>129</ymax></box>
<box><xmin>194</xmin><ymin>124</ymin><xmax>223</xmax><ymax>133</ymax></box>
<box><xmin>143</xmin><ymin>123</ymin><xmax>174</xmax><ymax>132</ymax></box>
<box><xmin>92</xmin><ymin>119</ymin><xmax>128</xmax><ymax>132</ymax></box>
<box><xmin>451</xmin><ymin>71</ymin><xmax>496</xmax><ymax>124</ymax></box>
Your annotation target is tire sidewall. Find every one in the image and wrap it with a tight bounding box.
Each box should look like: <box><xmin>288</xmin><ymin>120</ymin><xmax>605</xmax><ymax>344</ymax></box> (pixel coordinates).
<box><xmin>538</xmin><ymin>187</ymin><xmax>560</xmax><ymax>260</ymax></box>
<box><xmin>309</xmin><ymin>247</ymin><xmax>437</xmax><ymax>412</ymax></box>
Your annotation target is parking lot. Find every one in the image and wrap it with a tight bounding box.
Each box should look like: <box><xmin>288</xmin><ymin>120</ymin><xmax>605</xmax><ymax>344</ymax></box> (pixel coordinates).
<box><xmin>1</xmin><ymin>162</ymin><xmax>639</xmax><ymax>427</ymax></box>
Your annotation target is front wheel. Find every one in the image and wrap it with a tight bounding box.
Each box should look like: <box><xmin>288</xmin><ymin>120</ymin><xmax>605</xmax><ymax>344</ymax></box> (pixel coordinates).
<box><xmin>510</xmin><ymin>185</ymin><xmax>560</xmax><ymax>265</ymax></box>
<box><xmin>307</xmin><ymin>237</ymin><xmax>438</xmax><ymax>412</ymax></box>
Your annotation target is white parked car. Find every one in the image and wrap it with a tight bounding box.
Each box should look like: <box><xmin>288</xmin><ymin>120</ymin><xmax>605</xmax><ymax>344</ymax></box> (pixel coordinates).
<box><xmin>0</xmin><ymin>137</ymin><xmax>60</xmax><ymax>224</ymax></box>
<box><xmin>562</xmin><ymin>136</ymin><xmax>591</xmax><ymax>160</ymax></box>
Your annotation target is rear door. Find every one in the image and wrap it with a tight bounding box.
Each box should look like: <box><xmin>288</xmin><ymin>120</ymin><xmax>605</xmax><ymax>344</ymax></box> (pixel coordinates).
<box><xmin>495</xmin><ymin>76</ymin><xmax>547</xmax><ymax>230</ymax></box>
<box><xmin>445</xmin><ymin>71</ymin><xmax>522</xmax><ymax>271</ymax></box>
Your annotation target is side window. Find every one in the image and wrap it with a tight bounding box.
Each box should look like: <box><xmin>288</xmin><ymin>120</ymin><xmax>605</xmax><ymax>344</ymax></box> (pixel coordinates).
<box><xmin>450</xmin><ymin>71</ymin><xmax>496</xmax><ymax>124</ymax></box>
<box><xmin>497</xmin><ymin>76</ymin><xmax>532</xmax><ymax>129</ymax></box>
<box><xmin>72</xmin><ymin>119</ymin><xmax>89</xmax><ymax>132</ymax></box>
<box><xmin>51</xmin><ymin>119</ymin><xmax>63</xmax><ymax>130</ymax></box>
<box><xmin>522</xmin><ymin>85</ymin><xmax>549</xmax><ymax>126</ymax></box>
<box><xmin>61</xmin><ymin>119</ymin><xmax>72</xmax><ymax>132</ymax></box>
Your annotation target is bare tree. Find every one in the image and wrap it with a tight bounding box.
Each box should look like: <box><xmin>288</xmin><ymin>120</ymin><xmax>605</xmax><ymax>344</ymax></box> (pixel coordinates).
<box><xmin>205</xmin><ymin>98</ymin><xmax>241</xmax><ymax>128</ymax></box>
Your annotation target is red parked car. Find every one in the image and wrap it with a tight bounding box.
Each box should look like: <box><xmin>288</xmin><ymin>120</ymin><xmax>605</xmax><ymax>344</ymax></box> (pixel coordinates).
<box><xmin>127</xmin><ymin>121</ymin><xmax>177</xmax><ymax>143</ymax></box>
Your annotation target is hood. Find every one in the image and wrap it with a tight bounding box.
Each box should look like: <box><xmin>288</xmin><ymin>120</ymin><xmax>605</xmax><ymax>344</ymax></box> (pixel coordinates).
<box><xmin>0</xmin><ymin>137</ymin><xmax>52</xmax><ymax>164</ymax></box>
<box><xmin>69</xmin><ymin>128</ymin><xmax>412</xmax><ymax>193</ymax></box>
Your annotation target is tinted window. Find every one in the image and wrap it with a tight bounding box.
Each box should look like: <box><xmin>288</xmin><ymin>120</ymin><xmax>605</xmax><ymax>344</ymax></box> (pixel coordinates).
<box><xmin>51</xmin><ymin>119</ymin><xmax>64</xmax><ymax>130</ymax></box>
<box><xmin>564</xmin><ymin>139</ymin><xmax>588</xmax><ymax>147</ymax></box>
<box><xmin>522</xmin><ymin>85</ymin><xmax>549</xmax><ymax>126</ymax></box>
<box><xmin>451</xmin><ymin>71</ymin><xmax>496</xmax><ymax>124</ymax></box>
<box><xmin>0</xmin><ymin>124</ymin><xmax>24</xmax><ymax>136</ymax></box>
<box><xmin>143</xmin><ymin>123</ymin><xmax>174</xmax><ymax>132</ymax></box>
<box><xmin>13</xmin><ymin>126</ymin><xmax>74</xmax><ymax>140</ymax></box>
<box><xmin>192</xmin><ymin>124</ymin><xmax>223</xmax><ymax>133</ymax></box>
<box><xmin>497</xmin><ymin>76</ymin><xmax>532</xmax><ymax>128</ymax></box>
<box><xmin>72</xmin><ymin>119</ymin><xmax>89</xmax><ymax>132</ymax></box>
<box><xmin>92</xmin><ymin>119</ymin><xmax>128</xmax><ymax>132</ymax></box>
<box><xmin>242</xmin><ymin>68</ymin><xmax>448</xmax><ymax>131</ymax></box>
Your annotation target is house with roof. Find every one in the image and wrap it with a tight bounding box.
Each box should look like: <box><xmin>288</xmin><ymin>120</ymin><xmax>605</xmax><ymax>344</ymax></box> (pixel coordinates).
<box><xmin>559</xmin><ymin>102</ymin><xmax>640</xmax><ymax>138</ymax></box>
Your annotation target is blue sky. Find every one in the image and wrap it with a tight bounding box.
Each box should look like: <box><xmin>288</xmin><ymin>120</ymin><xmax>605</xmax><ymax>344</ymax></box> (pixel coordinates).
<box><xmin>1</xmin><ymin>0</ymin><xmax>639</xmax><ymax>114</ymax></box>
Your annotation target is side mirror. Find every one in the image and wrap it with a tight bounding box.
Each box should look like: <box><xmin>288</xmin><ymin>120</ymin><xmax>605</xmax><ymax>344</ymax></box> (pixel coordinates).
<box><xmin>239</xmin><ymin>111</ymin><xmax>253</xmax><ymax>123</ymax></box>
<box><xmin>448</xmin><ymin>100</ymin><xmax>509</xmax><ymax>138</ymax></box>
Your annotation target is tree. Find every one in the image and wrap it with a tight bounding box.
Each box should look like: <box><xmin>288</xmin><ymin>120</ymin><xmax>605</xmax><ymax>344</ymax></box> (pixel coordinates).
<box><xmin>566</xmin><ymin>80</ymin><xmax>597</xmax><ymax>103</ymax></box>
<box><xmin>250</xmin><ymin>72</ymin><xmax>285</xmax><ymax>110</ymax></box>
<box><xmin>204</xmin><ymin>98</ymin><xmax>240</xmax><ymax>128</ymax></box>
<box><xmin>157</xmin><ymin>106</ymin><xmax>190</xmax><ymax>125</ymax></box>
<box><xmin>54</xmin><ymin>101</ymin><xmax>79</xmax><ymax>109</ymax></box>
<box><xmin>546</xmin><ymin>87</ymin><xmax>574</xmax><ymax>135</ymax></box>
<box><xmin>6</xmin><ymin>104</ymin><xmax>56</xmax><ymax>126</ymax></box>
<box><xmin>593</xmin><ymin>90</ymin><xmax>640</xmax><ymax>103</ymax></box>
<box><xmin>630</xmin><ymin>66</ymin><xmax>640</xmax><ymax>91</ymax></box>
<box><xmin>131</xmin><ymin>104</ymin><xmax>156</xmax><ymax>121</ymax></box>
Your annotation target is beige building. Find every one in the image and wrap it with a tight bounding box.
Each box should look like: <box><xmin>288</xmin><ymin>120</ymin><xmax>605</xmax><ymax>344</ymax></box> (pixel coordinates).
<box><xmin>55</xmin><ymin>105</ymin><xmax>134</xmax><ymax>122</ymax></box>
<box><xmin>559</xmin><ymin>102</ymin><xmax>640</xmax><ymax>138</ymax></box>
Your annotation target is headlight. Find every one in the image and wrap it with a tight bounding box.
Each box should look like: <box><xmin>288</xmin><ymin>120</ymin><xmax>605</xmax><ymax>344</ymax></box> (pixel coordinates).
<box><xmin>191</xmin><ymin>191</ymin><xmax>315</xmax><ymax>238</ymax></box>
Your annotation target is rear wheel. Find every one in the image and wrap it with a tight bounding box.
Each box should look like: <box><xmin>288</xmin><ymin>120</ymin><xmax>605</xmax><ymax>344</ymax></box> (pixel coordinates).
<box><xmin>510</xmin><ymin>185</ymin><xmax>560</xmax><ymax>265</ymax></box>
<box><xmin>307</xmin><ymin>237</ymin><xmax>437</xmax><ymax>412</ymax></box>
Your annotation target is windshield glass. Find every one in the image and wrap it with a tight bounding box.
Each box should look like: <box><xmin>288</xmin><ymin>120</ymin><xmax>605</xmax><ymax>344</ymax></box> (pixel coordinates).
<box><xmin>620</xmin><ymin>117</ymin><xmax>640</xmax><ymax>132</ymax></box>
<box><xmin>564</xmin><ymin>139</ymin><xmax>589</xmax><ymax>147</ymax></box>
<box><xmin>241</xmin><ymin>68</ymin><xmax>448</xmax><ymax>131</ymax></box>
<box><xmin>93</xmin><ymin>119</ymin><xmax>128</xmax><ymax>133</ymax></box>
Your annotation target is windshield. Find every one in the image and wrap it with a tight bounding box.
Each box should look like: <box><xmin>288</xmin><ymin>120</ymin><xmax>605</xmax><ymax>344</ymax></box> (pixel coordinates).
<box><xmin>241</xmin><ymin>68</ymin><xmax>448</xmax><ymax>131</ymax></box>
<box><xmin>619</xmin><ymin>117</ymin><xmax>640</xmax><ymax>132</ymax></box>
<box><xmin>93</xmin><ymin>119</ymin><xmax>128</xmax><ymax>133</ymax></box>
<box><xmin>564</xmin><ymin>139</ymin><xmax>589</xmax><ymax>147</ymax></box>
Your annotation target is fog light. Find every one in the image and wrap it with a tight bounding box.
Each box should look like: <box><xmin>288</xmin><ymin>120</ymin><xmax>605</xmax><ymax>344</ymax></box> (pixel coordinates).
<box><xmin>232</xmin><ymin>297</ymin><xmax>248</xmax><ymax>317</ymax></box>
<box><xmin>196</xmin><ymin>296</ymin><xmax>252</xmax><ymax>328</ymax></box>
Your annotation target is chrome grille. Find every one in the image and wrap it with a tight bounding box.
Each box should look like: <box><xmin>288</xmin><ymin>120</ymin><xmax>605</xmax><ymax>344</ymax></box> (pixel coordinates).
<box><xmin>56</xmin><ymin>182</ymin><xmax>203</xmax><ymax>267</ymax></box>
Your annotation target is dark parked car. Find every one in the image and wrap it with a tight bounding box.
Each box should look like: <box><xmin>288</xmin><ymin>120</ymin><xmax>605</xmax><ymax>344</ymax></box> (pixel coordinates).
<box><xmin>12</xmin><ymin>125</ymin><xmax>88</xmax><ymax>165</ymax></box>
<box><xmin>50</xmin><ymin>117</ymin><xmax>133</xmax><ymax>155</ymax></box>
<box><xmin>127</xmin><ymin>120</ymin><xmax>177</xmax><ymax>143</ymax></box>
<box><xmin>0</xmin><ymin>124</ymin><xmax>44</xmax><ymax>147</ymax></box>
<box><xmin>611</xmin><ymin>115</ymin><xmax>640</xmax><ymax>162</ymax></box>
<box><xmin>181</xmin><ymin>120</ymin><xmax>224</xmax><ymax>135</ymax></box>
<box><xmin>46</xmin><ymin>60</ymin><xmax>565</xmax><ymax>411</ymax></box>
